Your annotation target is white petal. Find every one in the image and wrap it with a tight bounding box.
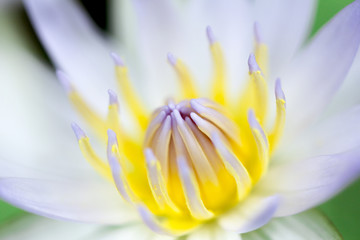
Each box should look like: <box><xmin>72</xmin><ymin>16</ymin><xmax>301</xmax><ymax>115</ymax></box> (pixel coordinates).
<box><xmin>242</xmin><ymin>210</ymin><xmax>341</xmax><ymax>240</ymax></box>
<box><xmin>111</xmin><ymin>0</ymin><xmax>186</xmax><ymax>107</ymax></box>
<box><xmin>24</xmin><ymin>0</ymin><xmax>116</xmax><ymax>115</ymax></box>
<box><xmin>187</xmin><ymin>223</ymin><xmax>241</xmax><ymax>240</ymax></box>
<box><xmin>282</xmin><ymin>0</ymin><xmax>360</xmax><ymax>135</ymax></box>
<box><xmin>186</xmin><ymin>0</ymin><xmax>254</xmax><ymax>97</ymax></box>
<box><xmin>112</xmin><ymin>0</ymin><xmax>253</xmax><ymax>106</ymax></box>
<box><xmin>276</xmin><ymin>105</ymin><xmax>360</xmax><ymax>163</ymax></box>
<box><xmin>0</xmin><ymin>47</ymin><xmax>99</xmax><ymax>180</ymax></box>
<box><xmin>257</xmin><ymin>147</ymin><xmax>360</xmax><ymax>217</ymax></box>
<box><xmin>87</xmin><ymin>224</ymin><xmax>175</xmax><ymax>240</ymax></box>
<box><xmin>0</xmin><ymin>215</ymin><xmax>98</xmax><ymax>240</ymax></box>
<box><xmin>0</xmin><ymin>178</ymin><xmax>139</xmax><ymax>224</ymax></box>
<box><xmin>218</xmin><ymin>195</ymin><xmax>280</xmax><ymax>233</ymax></box>
<box><xmin>325</xmin><ymin>47</ymin><xmax>360</xmax><ymax>115</ymax></box>
<box><xmin>254</xmin><ymin>0</ymin><xmax>317</xmax><ymax>77</ymax></box>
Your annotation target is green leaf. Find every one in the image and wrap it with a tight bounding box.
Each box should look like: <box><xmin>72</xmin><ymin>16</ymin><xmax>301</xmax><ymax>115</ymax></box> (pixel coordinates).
<box><xmin>0</xmin><ymin>200</ymin><xmax>25</xmax><ymax>223</ymax></box>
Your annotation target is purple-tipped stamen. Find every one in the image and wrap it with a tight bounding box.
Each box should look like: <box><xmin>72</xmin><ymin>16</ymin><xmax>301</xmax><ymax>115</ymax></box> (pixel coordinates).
<box><xmin>275</xmin><ymin>78</ymin><xmax>286</xmax><ymax>102</ymax></box>
<box><xmin>145</xmin><ymin>148</ymin><xmax>156</xmax><ymax>165</ymax></box>
<box><xmin>206</xmin><ymin>26</ymin><xmax>216</xmax><ymax>45</ymax></box>
<box><xmin>254</xmin><ymin>21</ymin><xmax>263</xmax><ymax>44</ymax></box>
<box><xmin>248</xmin><ymin>53</ymin><xmax>261</xmax><ymax>73</ymax></box>
<box><xmin>248</xmin><ymin>110</ymin><xmax>260</xmax><ymax>130</ymax></box>
<box><xmin>190</xmin><ymin>99</ymin><xmax>206</xmax><ymax>113</ymax></box>
<box><xmin>106</xmin><ymin>133</ymin><xmax>132</xmax><ymax>203</ymax></box>
<box><xmin>110</xmin><ymin>52</ymin><xmax>124</xmax><ymax>66</ymax></box>
<box><xmin>248</xmin><ymin>110</ymin><xmax>267</xmax><ymax>145</ymax></box>
<box><xmin>107</xmin><ymin>89</ymin><xmax>119</xmax><ymax>106</ymax></box>
<box><xmin>167</xmin><ymin>98</ymin><xmax>176</xmax><ymax>110</ymax></box>
<box><xmin>107</xmin><ymin>129</ymin><xmax>118</xmax><ymax>147</ymax></box>
<box><xmin>167</xmin><ymin>52</ymin><xmax>177</xmax><ymax>66</ymax></box>
<box><xmin>177</xmin><ymin>156</ymin><xmax>190</xmax><ymax>175</ymax></box>
<box><xmin>56</xmin><ymin>70</ymin><xmax>72</xmax><ymax>93</ymax></box>
<box><xmin>137</xmin><ymin>204</ymin><xmax>172</xmax><ymax>235</ymax></box>
<box><xmin>71</xmin><ymin>122</ymin><xmax>86</xmax><ymax>141</ymax></box>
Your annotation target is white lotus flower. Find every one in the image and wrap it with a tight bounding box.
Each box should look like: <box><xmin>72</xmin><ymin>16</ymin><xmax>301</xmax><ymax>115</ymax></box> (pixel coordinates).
<box><xmin>1</xmin><ymin>0</ymin><xmax>360</xmax><ymax>239</ymax></box>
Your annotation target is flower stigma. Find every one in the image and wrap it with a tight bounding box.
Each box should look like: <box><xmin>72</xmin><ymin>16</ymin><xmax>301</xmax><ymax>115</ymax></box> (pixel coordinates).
<box><xmin>61</xmin><ymin>25</ymin><xmax>287</xmax><ymax>235</ymax></box>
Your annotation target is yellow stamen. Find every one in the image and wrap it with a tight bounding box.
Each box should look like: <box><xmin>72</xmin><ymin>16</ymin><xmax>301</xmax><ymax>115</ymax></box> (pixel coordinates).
<box><xmin>69</xmin><ymin>24</ymin><xmax>289</xmax><ymax>235</ymax></box>
<box><xmin>269</xmin><ymin>79</ymin><xmax>286</xmax><ymax>153</ymax></box>
<box><xmin>106</xmin><ymin>90</ymin><xmax>122</xmax><ymax>137</ymax></box>
<box><xmin>255</xmin><ymin>44</ymin><xmax>268</xmax><ymax>77</ymax></box>
<box><xmin>113</xmin><ymin>60</ymin><xmax>148</xmax><ymax>131</ymax></box>
<box><xmin>254</xmin><ymin>22</ymin><xmax>269</xmax><ymax>76</ymax></box>
<box><xmin>145</xmin><ymin>149</ymin><xmax>180</xmax><ymax>213</ymax></box>
<box><xmin>168</xmin><ymin>53</ymin><xmax>197</xmax><ymax>99</ymax></box>
<box><xmin>211</xmin><ymin>133</ymin><xmax>251</xmax><ymax>200</ymax></box>
<box><xmin>107</xmin><ymin>133</ymin><xmax>137</xmax><ymax>202</ymax></box>
<box><xmin>177</xmin><ymin>157</ymin><xmax>214</xmax><ymax>220</ymax></box>
<box><xmin>68</xmin><ymin>90</ymin><xmax>107</xmax><ymax>139</ymax></box>
<box><xmin>250</xmin><ymin>70</ymin><xmax>268</xmax><ymax>123</ymax></box>
<box><xmin>236</xmin><ymin>55</ymin><xmax>268</xmax><ymax>125</ymax></box>
<box><xmin>208</xmin><ymin>29</ymin><xmax>226</xmax><ymax>105</ymax></box>
<box><xmin>74</xmin><ymin>130</ymin><xmax>111</xmax><ymax>180</ymax></box>
<box><xmin>248</xmin><ymin>111</ymin><xmax>269</xmax><ymax>183</ymax></box>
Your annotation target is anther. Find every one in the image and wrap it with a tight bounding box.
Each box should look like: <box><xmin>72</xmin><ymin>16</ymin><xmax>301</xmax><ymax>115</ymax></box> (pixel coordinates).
<box><xmin>71</xmin><ymin>122</ymin><xmax>86</xmax><ymax>140</ymax></box>
<box><xmin>167</xmin><ymin>52</ymin><xmax>177</xmax><ymax>66</ymax></box>
<box><xmin>110</xmin><ymin>52</ymin><xmax>125</xmax><ymax>67</ymax></box>
<box><xmin>108</xmin><ymin>89</ymin><xmax>119</xmax><ymax>106</ymax></box>
<box><xmin>206</xmin><ymin>26</ymin><xmax>216</xmax><ymax>45</ymax></box>
<box><xmin>248</xmin><ymin>53</ymin><xmax>261</xmax><ymax>73</ymax></box>
<box><xmin>275</xmin><ymin>78</ymin><xmax>286</xmax><ymax>103</ymax></box>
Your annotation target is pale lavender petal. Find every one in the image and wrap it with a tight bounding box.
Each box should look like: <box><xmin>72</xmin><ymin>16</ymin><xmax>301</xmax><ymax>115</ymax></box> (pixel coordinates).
<box><xmin>218</xmin><ymin>195</ymin><xmax>280</xmax><ymax>233</ymax></box>
<box><xmin>0</xmin><ymin>178</ymin><xmax>139</xmax><ymax>224</ymax></box>
<box><xmin>326</xmin><ymin>47</ymin><xmax>360</xmax><ymax>114</ymax></box>
<box><xmin>242</xmin><ymin>210</ymin><xmax>342</xmax><ymax>240</ymax></box>
<box><xmin>56</xmin><ymin>70</ymin><xmax>72</xmax><ymax>93</ymax></box>
<box><xmin>282</xmin><ymin>1</ymin><xmax>360</xmax><ymax>135</ymax></box>
<box><xmin>277</xmin><ymin>105</ymin><xmax>360</xmax><ymax>163</ymax></box>
<box><xmin>111</xmin><ymin>0</ymin><xmax>186</xmax><ymax>107</ymax></box>
<box><xmin>187</xmin><ymin>224</ymin><xmax>241</xmax><ymax>240</ymax></box>
<box><xmin>112</xmin><ymin>0</ymin><xmax>253</xmax><ymax>105</ymax></box>
<box><xmin>186</xmin><ymin>0</ymin><xmax>254</xmax><ymax>97</ymax></box>
<box><xmin>0</xmin><ymin>45</ymin><xmax>96</xmax><ymax>180</ymax></box>
<box><xmin>24</xmin><ymin>0</ymin><xmax>116</xmax><ymax>115</ymax></box>
<box><xmin>0</xmin><ymin>215</ymin><xmax>99</xmax><ymax>240</ymax></box>
<box><xmin>254</xmin><ymin>0</ymin><xmax>317</xmax><ymax>77</ymax></box>
<box><xmin>87</xmin><ymin>224</ymin><xmax>175</xmax><ymax>240</ymax></box>
<box><xmin>257</xmin><ymin>147</ymin><xmax>360</xmax><ymax>217</ymax></box>
<box><xmin>253</xmin><ymin>21</ymin><xmax>263</xmax><ymax>44</ymax></box>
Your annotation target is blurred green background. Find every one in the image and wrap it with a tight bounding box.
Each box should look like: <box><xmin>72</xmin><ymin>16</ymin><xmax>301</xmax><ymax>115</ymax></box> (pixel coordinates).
<box><xmin>0</xmin><ymin>0</ymin><xmax>359</xmax><ymax>239</ymax></box>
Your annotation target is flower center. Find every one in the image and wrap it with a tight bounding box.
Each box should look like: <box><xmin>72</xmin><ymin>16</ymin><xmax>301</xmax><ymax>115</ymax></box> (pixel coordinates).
<box><xmin>144</xmin><ymin>98</ymin><xmax>249</xmax><ymax>219</ymax></box>
<box><xmin>63</xmin><ymin>25</ymin><xmax>287</xmax><ymax>235</ymax></box>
